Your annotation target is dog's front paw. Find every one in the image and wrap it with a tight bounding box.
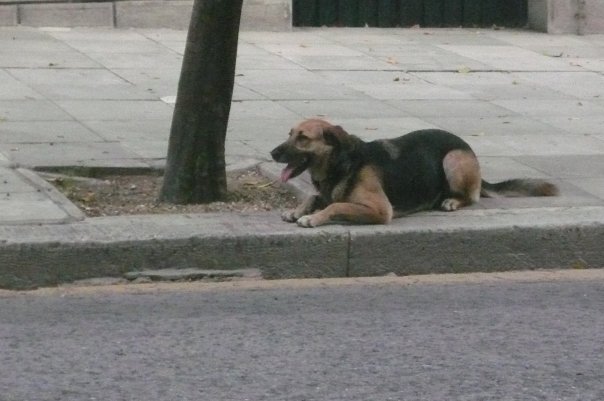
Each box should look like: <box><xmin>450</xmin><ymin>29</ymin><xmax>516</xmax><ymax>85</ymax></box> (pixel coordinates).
<box><xmin>281</xmin><ymin>210</ymin><xmax>298</xmax><ymax>223</ymax></box>
<box><xmin>296</xmin><ymin>215</ymin><xmax>317</xmax><ymax>228</ymax></box>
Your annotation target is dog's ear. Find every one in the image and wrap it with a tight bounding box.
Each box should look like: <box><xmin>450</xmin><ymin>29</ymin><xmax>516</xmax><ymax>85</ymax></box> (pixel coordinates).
<box><xmin>322</xmin><ymin>125</ymin><xmax>349</xmax><ymax>147</ymax></box>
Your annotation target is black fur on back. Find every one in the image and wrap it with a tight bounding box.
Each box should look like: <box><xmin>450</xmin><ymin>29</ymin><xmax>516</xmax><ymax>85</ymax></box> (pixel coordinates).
<box><xmin>313</xmin><ymin>129</ymin><xmax>474</xmax><ymax>211</ymax></box>
<box><xmin>364</xmin><ymin>129</ymin><xmax>473</xmax><ymax>211</ymax></box>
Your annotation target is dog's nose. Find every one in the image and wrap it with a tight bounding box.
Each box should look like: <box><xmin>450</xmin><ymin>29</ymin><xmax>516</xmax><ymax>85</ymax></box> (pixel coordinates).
<box><xmin>270</xmin><ymin>144</ymin><xmax>285</xmax><ymax>162</ymax></box>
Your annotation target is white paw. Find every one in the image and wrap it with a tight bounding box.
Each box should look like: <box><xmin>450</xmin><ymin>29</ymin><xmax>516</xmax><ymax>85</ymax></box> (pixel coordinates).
<box><xmin>441</xmin><ymin>198</ymin><xmax>461</xmax><ymax>212</ymax></box>
<box><xmin>281</xmin><ymin>210</ymin><xmax>298</xmax><ymax>223</ymax></box>
<box><xmin>296</xmin><ymin>215</ymin><xmax>315</xmax><ymax>228</ymax></box>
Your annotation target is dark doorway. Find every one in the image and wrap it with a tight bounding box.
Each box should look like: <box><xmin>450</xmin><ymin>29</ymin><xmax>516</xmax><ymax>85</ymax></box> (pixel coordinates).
<box><xmin>293</xmin><ymin>0</ymin><xmax>527</xmax><ymax>28</ymax></box>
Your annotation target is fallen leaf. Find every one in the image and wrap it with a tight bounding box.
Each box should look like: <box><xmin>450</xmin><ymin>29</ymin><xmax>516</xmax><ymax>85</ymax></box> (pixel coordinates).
<box><xmin>457</xmin><ymin>66</ymin><xmax>471</xmax><ymax>74</ymax></box>
<box><xmin>571</xmin><ymin>260</ymin><xmax>588</xmax><ymax>269</ymax></box>
<box><xmin>257</xmin><ymin>181</ymin><xmax>276</xmax><ymax>189</ymax></box>
<box><xmin>386</xmin><ymin>57</ymin><xmax>398</xmax><ymax>65</ymax></box>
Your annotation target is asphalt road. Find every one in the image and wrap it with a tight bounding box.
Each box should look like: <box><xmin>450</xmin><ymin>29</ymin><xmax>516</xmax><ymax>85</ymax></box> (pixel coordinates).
<box><xmin>1</xmin><ymin>271</ymin><xmax>603</xmax><ymax>401</ymax></box>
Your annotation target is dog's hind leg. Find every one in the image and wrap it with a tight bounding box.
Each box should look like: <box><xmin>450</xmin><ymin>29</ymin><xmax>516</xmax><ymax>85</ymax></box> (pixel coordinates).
<box><xmin>441</xmin><ymin>149</ymin><xmax>481</xmax><ymax>211</ymax></box>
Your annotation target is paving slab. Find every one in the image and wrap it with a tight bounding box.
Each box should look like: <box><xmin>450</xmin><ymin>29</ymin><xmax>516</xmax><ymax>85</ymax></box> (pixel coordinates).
<box><xmin>571</xmin><ymin>178</ymin><xmax>604</xmax><ymax>199</ymax></box>
<box><xmin>55</xmin><ymin>99</ymin><xmax>174</xmax><ymax>121</ymax></box>
<box><xmin>358</xmin><ymin>46</ymin><xmax>492</xmax><ymax>71</ymax></box>
<box><xmin>478</xmin><ymin>156</ymin><xmax>552</xmax><ymax>181</ymax></box>
<box><xmin>236</xmin><ymin>53</ymin><xmax>304</xmax><ymax>71</ymax></box>
<box><xmin>255</xmin><ymin>43</ymin><xmax>366</xmax><ymax>57</ymax></box>
<box><xmin>277</xmin><ymin>99</ymin><xmax>409</xmax><ymax>119</ymax></box>
<box><xmin>0</xmin><ymin>70</ymin><xmax>44</xmax><ymax>100</ymax></box>
<box><xmin>85</xmin><ymin>51</ymin><xmax>184</xmax><ymax>70</ymax></box>
<box><xmin>228</xmin><ymin>100</ymin><xmax>303</xmax><ymax>120</ymax></box>
<box><xmin>0</xmin><ymin>142</ymin><xmax>151</xmax><ymax>169</ymax></box>
<box><xmin>488</xmin><ymin>30</ymin><xmax>592</xmax><ymax>47</ymax></box>
<box><xmin>540</xmin><ymin>115</ymin><xmax>604</xmax><ymax>135</ymax></box>
<box><xmin>512</xmin><ymin>71</ymin><xmax>604</xmax><ymax>99</ymax></box>
<box><xmin>333</xmin><ymin>118</ymin><xmax>439</xmax><ymax>141</ymax></box>
<box><xmin>347</xmin><ymin>82</ymin><xmax>474</xmax><ymax>101</ymax></box>
<box><xmin>567</xmin><ymin>58</ymin><xmax>604</xmax><ymax>73</ymax></box>
<box><xmin>84</xmin><ymin>119</ymin><xmax>172</xmax><ymax>142</ymax></box>
<box><xmin>387</xmin><ymin>99</ymin><xmax>514</xmax><ymax>118</ymax></box>
<box><xmin>513</xmin><ymin>155</ymin><xmax>604</xmax><ymax>179</ymax></box>
<box><xmin>423</xmin><ymin>116</ymin><xmax>569</xmax><ymax>137</ymax></box>
<box><xmin>0</xmin><ymin>32</ymin><xmax>72</xmax><ymax>53</ymax></box>
<box><xmin>0</xmin><ymin>49</ymin><xmax>101</xmax><ymax>69</ymax></box>
<box><xmin>0</xmin><ymin>121</ymin><xmax>102</xmax><ymax>143</ymax></box>
<box><xmin>44</xmin><ymin>27</ymin><xmax>151</xmax><ymax>42</ymax></box>
<box><xmin>108</xmin><ymin>68</ymin><xmax>180</xmax><ymax>98</ymax></box>
<box><xmin>438</xmin><ymin>45</ymin><xmax>584</xmax><ymax>71</ymax></box>
<box><xmin>8</xmin><ymin>68</ymin><xmax>157</xmax><ymax>100</ymax></box>
<box><xmin>491</xmin><ymin>99</ymin><xmax>604</xmax><ymax>117</ymax></box>
<box><xmin>0</xmin><ymin>100</ymin><xmax>72</xmax><ymax>122</ymax></box>
<box><xmin>492</xmin><ymin>134</ymin><xmax>604</xmax><ymax>156</ymax></box>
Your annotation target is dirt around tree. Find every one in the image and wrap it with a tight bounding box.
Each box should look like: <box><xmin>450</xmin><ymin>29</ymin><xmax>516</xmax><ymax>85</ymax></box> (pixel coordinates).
<box><xmin>44</xmin><ymin>169</ymin><xmax>298</xmax><ymax>217</ymax></box>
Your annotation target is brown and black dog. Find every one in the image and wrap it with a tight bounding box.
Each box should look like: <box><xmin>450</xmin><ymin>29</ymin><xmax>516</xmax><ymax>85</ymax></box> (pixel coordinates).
<box><xmin>271</xmin><ymin>119</ymin><xmax>558</xmax><ymax>228</ymax></box>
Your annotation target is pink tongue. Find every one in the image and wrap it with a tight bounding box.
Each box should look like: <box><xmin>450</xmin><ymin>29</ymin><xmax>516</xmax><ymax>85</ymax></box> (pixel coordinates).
<box><xmin>280</xmin><ymin>165</ymin><xmax>294</xmax><ymax>182</ymax></box>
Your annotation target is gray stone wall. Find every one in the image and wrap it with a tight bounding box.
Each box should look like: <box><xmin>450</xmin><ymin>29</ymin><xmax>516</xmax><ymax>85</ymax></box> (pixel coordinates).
<box><xmin>1</xmin><ymin>0</ymin><xmax>602</xmax><ymax>33</ymax></box>
<box><xmin>0</xmin><ymin>0</ymin><xmax>292</xmax><ymax>31</ymax></box>
<box><xmin>529</xmin><ymin>0</ymin><xmax>604</xmax><ymax>34</ymax></box>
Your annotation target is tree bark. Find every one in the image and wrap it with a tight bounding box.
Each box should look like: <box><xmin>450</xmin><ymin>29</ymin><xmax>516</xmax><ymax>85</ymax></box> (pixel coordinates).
<box><xmin>160</xmin><ymin>0</ymin><xmax>244</xmax><ymax>204</ymax></box>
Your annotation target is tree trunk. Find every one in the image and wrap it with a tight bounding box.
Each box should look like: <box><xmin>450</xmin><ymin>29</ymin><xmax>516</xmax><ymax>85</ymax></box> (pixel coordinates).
<box><xmin>160</xmin><ymin>0</ymin><xmax>244</xmax><ymax>204</ymax></box>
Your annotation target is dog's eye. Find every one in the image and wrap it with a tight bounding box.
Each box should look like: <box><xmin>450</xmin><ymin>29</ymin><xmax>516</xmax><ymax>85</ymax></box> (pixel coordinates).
<box><xmin>297</xmin><ymin>135</ymin><xmax>309</xmax><ymax>144</ymax></box>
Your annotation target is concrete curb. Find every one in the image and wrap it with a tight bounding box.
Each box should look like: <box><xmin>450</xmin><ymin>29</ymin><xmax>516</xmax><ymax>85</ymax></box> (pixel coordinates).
<box><xmin>1</xmin><ymin>206</ymin><xmax>602</xmax><ymax>289</ymax></box>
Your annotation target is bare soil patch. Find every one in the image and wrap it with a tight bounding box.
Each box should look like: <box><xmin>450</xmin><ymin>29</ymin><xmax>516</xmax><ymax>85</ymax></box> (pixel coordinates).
<box><xmin>44</xmin><ymin>169</ymin><xmax>298</xmax><ymax>217</ymax></box>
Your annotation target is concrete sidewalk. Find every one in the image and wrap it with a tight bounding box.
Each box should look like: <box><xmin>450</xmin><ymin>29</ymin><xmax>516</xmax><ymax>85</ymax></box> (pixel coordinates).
<box><xmin>1</xmin><ymin>26</ymin><xmax>603</xmax><ymax>288</ymax></box>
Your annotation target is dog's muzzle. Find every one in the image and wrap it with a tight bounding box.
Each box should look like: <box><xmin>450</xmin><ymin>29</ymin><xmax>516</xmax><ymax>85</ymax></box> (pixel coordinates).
<box><xmin>270</xmin><ymin>143</ymin><xmax>310</xmax><ymax>182</ymax></box>
<box><xmin>270</xmin><ymin>143</ymin><xmax>288</xmax><ymax>163</ymax></box>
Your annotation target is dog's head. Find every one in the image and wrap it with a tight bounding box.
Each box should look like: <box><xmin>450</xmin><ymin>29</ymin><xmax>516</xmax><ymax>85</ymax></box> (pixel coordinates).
<box><xmin>270</xmin><ymin>119</ymin><xmax>349</xmax><ymax>182</ymax></box>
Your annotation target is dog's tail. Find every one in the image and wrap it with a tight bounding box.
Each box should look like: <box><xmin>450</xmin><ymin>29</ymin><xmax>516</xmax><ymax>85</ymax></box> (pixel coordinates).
<box><xmin>481</xmin><ymin>179</ymin><xmax>559</xmax><ymax>198</ymax></box>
